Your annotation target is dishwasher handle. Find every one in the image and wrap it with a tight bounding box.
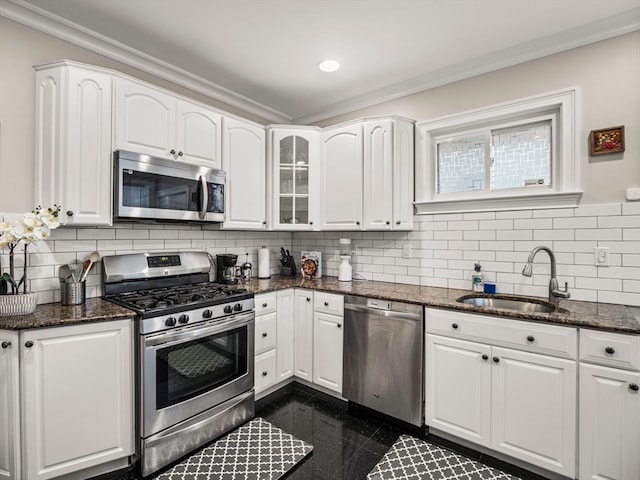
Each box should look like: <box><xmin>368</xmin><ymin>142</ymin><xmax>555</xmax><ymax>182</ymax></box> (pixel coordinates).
<box><xmin>344</xmin><ymin>303</ymin><xmax>423</xmax><ymax>321</ymax></box>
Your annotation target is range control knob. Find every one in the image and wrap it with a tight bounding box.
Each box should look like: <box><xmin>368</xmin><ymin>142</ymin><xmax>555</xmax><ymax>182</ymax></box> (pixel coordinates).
<box><xmin>165</xmin><ymin>317</ymin><xmax>176</xmax><ymax>327</ymax></box>
<box><xmin>178</xmin><ymin>314</ymin><xmax>189</xmax><ymax>324</ymax></box>
<box><xmin>224</xmin><ymin>305</ymin><xmax>233</xmax><ymax>314</ymax></box>
<box><xmin>202</xmin><ymin>309</ymin><xmax>213</xmax><ymax>319</ymax></box>
<box><xmin>234</xmin><ymin>303</ymin><xmax>243</xmax><ymax>312</ymax></box>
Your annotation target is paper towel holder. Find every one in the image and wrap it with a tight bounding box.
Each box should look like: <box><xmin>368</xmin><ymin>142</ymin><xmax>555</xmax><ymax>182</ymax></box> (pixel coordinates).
<box><xmin>258</xmin><ymin>246</ymin><xmax>271</xmax><ymax>279</ymax></box>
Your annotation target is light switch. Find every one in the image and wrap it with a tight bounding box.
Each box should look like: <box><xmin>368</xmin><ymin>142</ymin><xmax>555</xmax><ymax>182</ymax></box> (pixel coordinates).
<box><xmin>594</xmin><ymin>247</ymin><xmax>609</xmax><ymax>267</ymax></box>
<box><xmin>402</xmin><ymin>244</ymin><xmax>412</xmax><ymax>259</ymax></box>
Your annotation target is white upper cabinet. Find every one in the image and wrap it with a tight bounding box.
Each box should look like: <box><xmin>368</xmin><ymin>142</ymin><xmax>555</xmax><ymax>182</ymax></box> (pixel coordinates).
<box><xmin>268</xmin><ymin>126</ymin><xmax>320</xmax><ymax>230</ymax></box>
<box><xmin>115</xmin><ymin>78</ymin><xmax>221</xmax><ymax>168</ymax></box>
<box><xmin>319</xmin><ymin>122</ymin><xmax>363</xmax><ymax>230</ymax></box>
<box><xmin>363</xmin><ymin>117</ymin><xmax>414</xmax><ymax>230</ymax></box>
<box><xmin>34</xmin><ymin>61</ymin><xmax>113</xmax><ymax>226</ymax></box>
<box><xmin>222</xmin><ymin>117</ymin><xmax>267</xmax><ymax>230</ymax></box>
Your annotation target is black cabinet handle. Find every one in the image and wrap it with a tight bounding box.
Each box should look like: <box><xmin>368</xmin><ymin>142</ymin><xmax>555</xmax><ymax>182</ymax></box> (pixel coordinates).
<box><xmin>396</xmin><ymin>221</ymin><xmax>401</xmax><ymax>225</ymax></box>
<box><xmin>25</xmin><ymin>341</ymin><xmax>34</xmax><ymax>348</ymax></box>
<box><xmin>306</xmin><ymin>297</ymin><xmax>311</xmax><ymax>302</ymax></box>
<box><xmin>262</xmin><ymin>303</ymin><xmax>268</xmax><ymax>308</ymax></box>
<box><xmin>527</xmin><ymin>335</ymin><xmax>535</xmax><ymax>342</ymax></box>
<box><xmin>481</xmin><ymin>354</ymin><xmax>489</xmax><ymax>361</ymax></box>
<box><xmin>630</xmin><ymin>383</ymin><xmax>639</xmax><ymax>392</ymax></box>
<box><xmin>452</xmin><ymin>323</ymin><xmax>458</xmax><ymax>329</ymax></box>
<box><xmin>605</xmin><ymin>346</ymin><xmax>615</xmax><ymax>355</ymax></box>
<box><xmin>337</xmin><ymin>323</ymin><xmax>342</xmax><ymax>328</ymax></box>
<box><xmin>170</xmin><ymin>149</ymin><xmax>176</xmax><ymax>155</ymax></box>
<box><xmin>492</xmin><ymin>356</ymin><xmax>500</xmax><ymax>363</ymax></box>
<box><xmin>66</xmin><ymin>210</ymin><xmax>74</xmax><ymax>217</ymax></box>
<box><xmin>178</xmin><ymin>151</ymin><xmax>183</xmax><ymax>157</ymax></box>
<box><xmin>262</xmin><ymin>332</ymin><xmax>268</xmax><ymax>337</ymax></box>
<box><xmin>386</xmin><ymin>221</ymin><xmax>390</xmax><ymax>225</ymax></box>
<box><xmin>1</xmin><ymin>341</ymin><xmax>11</xmax><ymax>349</ymax></box>
<box><xmin>262</xmin><ymin>371</ymin><xmax>268</xmax><ymax>377</ymax></box>
<box><xmin>310</xmin><ymin>221</ymin><xmax>314</xmax><ymax>225</ymax></box>
<box><xmin>324</xmin><ymin>302</ymin><xmax>329</xmax><ymax>307</ymax></box>
<box><xmin>356</xmin><ymin>221</ymin><xmax>360</xmax><ymax>225</ymax></box>
<box><xmin>262</xmin><ymin>221</ymin><xmax>267</xmax><ymax>225</ymax></box>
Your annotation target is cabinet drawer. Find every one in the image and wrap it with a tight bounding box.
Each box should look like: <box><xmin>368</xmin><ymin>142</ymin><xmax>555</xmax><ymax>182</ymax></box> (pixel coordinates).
<box><xmin>314</xmin><ymin>292</ymin><xmax>344</xmax><ymax>317</ymax></box>
<box><xmin>425</xmin><ymin>308</ymin><xmax>577</xmax><ymax>359</ymax></box>
<box><xmin>255</xmin><ymin>312</ymin><xmax>277</xmax><ymax>355</ymax></box>
<box><xmin>255</xmin><ymin>349</ymin><xmax>277</xmax><ymax>392</ymax></box>
<box><xmin>580</xmin><ymin>329</ymin><xmax>640</xmax><ymax>371</ymax></box>
<box><xmin>255</xmin><ymin>292</ymin><xmax>277</xmax><ymax>316</ymax></box>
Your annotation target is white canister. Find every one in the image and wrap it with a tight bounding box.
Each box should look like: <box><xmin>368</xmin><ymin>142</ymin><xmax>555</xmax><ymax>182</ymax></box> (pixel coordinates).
<box><xmin>338</xmin><ymin>256</ymin><xmax>352</xmax><ymax>282</ymax></box>
<box><xmin>258</xmin><ymin>246</ymin><xmax>271</xmax><ymax>279</ymax></box>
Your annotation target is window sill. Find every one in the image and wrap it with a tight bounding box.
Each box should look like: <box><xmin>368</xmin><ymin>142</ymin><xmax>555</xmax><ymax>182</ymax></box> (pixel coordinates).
<box><xmin>414</xmin><ymin>191</ymin><xmax>583</xmax><ymax>215</ymax></box>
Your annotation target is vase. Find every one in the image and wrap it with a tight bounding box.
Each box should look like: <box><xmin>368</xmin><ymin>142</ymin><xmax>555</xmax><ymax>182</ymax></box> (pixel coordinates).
<box><xmin>0</xmin><ymin>292</ymin><xmax>38</xmax><ymax>316</ymax></box>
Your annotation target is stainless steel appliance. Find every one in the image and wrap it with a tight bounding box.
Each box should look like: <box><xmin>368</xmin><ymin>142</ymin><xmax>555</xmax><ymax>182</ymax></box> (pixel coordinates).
<box><xmin>343</xmin><ymin>295</ymin><xmax>424</xmax><ymax>426</ymax></box>
<box><xmin>103</xmin><ymin>252</ymin><xmax>255</xmax><ymax>477</ymax></box>
<box><xmin>216</xmin><ymin>253</ymin><xmax>238</xmax><ymax>284</ymax></box>
<box><xmin>114</xmin><ymin>150</ymin><xmax>226</xmax><ymax>223</ymax></box>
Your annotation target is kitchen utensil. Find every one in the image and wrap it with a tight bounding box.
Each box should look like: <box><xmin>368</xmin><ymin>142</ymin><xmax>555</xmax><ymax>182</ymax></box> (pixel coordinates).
<box><xmin>80</xmin><ymin>251</ymin><xmax>100</xmax><ymax>282</ymax></box>
<box><xmin>68</xmin><ymin>260</ymin><xmax>83</xmax><ymax>283</ymax></box>
<box><xmin>58</xmin><ymin>265</ymin><xmax>72</xmax><ymax>283</ymax></box>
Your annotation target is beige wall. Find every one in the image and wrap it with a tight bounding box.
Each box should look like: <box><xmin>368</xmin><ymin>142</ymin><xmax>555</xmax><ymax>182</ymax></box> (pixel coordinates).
<box><xmin>317</xmin><ymin>32</ymin><xmax>640</xmax><ymax>205</ymax></box>
<box><xmin>0</xmin><ymin>17</ymin><xmax>269</xmax><ymax>213</ymax></box>
<box><xmin>1</xmin><ymin>17</ymin><xmax>638</xmax><ymax>212</ymax></box>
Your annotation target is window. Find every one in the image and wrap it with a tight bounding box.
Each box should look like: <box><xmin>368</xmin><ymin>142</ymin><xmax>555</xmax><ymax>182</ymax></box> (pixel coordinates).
<box><xmin>415</xmin><ymin>88</ymin><xmax>582</xmax><ymax>213</ymax></box>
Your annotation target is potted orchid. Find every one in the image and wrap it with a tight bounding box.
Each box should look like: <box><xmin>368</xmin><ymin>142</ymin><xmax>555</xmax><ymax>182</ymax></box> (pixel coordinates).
<box><xmin>0</xmin><ymin>205</ymin><xmax>60</xmax><ymax>315</ymax></box>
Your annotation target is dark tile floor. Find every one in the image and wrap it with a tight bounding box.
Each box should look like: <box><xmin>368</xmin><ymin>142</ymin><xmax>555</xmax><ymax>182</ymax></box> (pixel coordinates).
<box><xmin>98</xmin><ymin>382</ymin><xmax>547</xmax><ymax>480</ymax></box>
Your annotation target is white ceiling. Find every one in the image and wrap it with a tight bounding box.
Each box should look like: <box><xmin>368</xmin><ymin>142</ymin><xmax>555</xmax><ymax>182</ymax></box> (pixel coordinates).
<box><xmin>3</xmin><ymin>0</ymin><xmax>640</xmax><ymax>123</ymax></box>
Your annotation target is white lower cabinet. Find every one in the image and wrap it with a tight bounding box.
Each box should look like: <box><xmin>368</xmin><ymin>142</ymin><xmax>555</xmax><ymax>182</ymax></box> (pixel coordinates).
<box><xmin>425</xmin><ymin>308</ymin><xmax>577</xmax><ymax>478</ymax></box>
<box><xmin>255</xmin><ymin>349</ymin><xmax>277</xmax><ymax>393</ymax></box>
<box><xmin>293</xmin><ymin>289</ymin><xmax>314</xmax><ymax>382</ymax></box>
<box><xmin>313</xmin><ymin>292</ymin><xmax>344</xmax><ymax>394</ymax></box>
<box><xmin>0</xmin><ymin>332</ymin><xmax>20</xmax><ymax>480</ymax></box>
<box><xmin>579</xmin><ymin>329</ymin><xmax>640</xmax><ymax>480</ymax></box>
<box><xmin>21</xmin><ymin>319</ymin><xmax>134</xmax><ymax>480</ymax></box>
<box><xmin>276</xmin><ymin>289</ymin><xmax>295</xmax><ymax>382</ymax></box>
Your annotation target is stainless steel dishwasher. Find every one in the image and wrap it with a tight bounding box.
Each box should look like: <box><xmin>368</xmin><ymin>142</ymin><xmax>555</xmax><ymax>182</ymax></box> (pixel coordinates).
<box><xmin>343</xmin><ymin>295</ymin><xmax>424</xmax><ymax>426</ymax></box>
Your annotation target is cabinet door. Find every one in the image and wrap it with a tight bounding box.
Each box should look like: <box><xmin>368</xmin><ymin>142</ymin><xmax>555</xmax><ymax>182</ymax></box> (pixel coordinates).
<box><xmin>175</xmin><ymin>99</ymin><xmax>222</xmax><ymax>168</ymax></box>
<box><xmin>425</xmin><ymin>334</ymin><xmax>491</xmax><ymax>446</ymax></box>
<box><xmin>270</xmin><ymin>129</ymin><xmax>319</xmax><ymax>230</ymax></box>
<box><xmin>255</xmin><ymin>349</ymin><xmax>277</xmax><ymax>394</ymax></box>
<box><xmin>580</xmin><ymin>363</ymin><xmax>640</xmax><ymax>480</ymax></box>
<box><xmin>34</xmin><ymin>65</ymin><xmax>113</xmax><ymax>226</ymax></box>
<box><xmin>21</xmin><ymin>320</ymin><xmax>134</xmax><ymax>480</ymax></box>
<box><xmin>255</xmin><ymin>312</ymin><xmax>277</xmax><ymax>355</ymax></box>
<box><xmin>313</xmin><ymin>312</ymin><xmax>343</xmax><ymax>393</ymax></box>
<box><xmin>392</xmin><ymin>118</ymin><xmax>414</xmax><ymax>230</ymax></box>
<box><xmin>319</xmin><ymin>123</ymin><xmax>363</xmax><ymax>230</ymax></box>
<box><xmin>294</xmin><ymin>289</ymin><xmax>314</xmax><ymax>381</ymax></box>
<box><xmin>114</xmin><ymin>78</ymin><xmax>175</xmax><ymax>159</ymax></box>
<box><xmin>491</xmin><ymin>346</ymin><xmax>576</xmax><ymax>478</ymax></box>
<box><xmin>363</xmin><ymin>119</ymin><xmax>393</xmax><ymax>230</ymax></box>
<box><xmin>276</xmin><ymin>289</ymin><xmax>295</xmax><ymax>382</ymax></box>
<box><xmin>0</xmin><ymin>332</ymin><xmax>19</xmax><ymax>480</ymax></box>
<box><xmin>222</xmin><ymin>117</ymin><xmax>266</xmax><ymax>230</ymax></box>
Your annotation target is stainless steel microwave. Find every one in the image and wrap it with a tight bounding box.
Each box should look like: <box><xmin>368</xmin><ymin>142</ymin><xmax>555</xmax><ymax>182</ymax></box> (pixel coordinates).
<box><xmin>114</xmin><ymin>150</ymin><xmax>226</xmax><ymax>223</ymax></box>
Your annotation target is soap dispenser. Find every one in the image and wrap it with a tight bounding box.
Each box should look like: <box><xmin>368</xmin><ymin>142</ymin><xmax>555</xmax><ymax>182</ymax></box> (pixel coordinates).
<box><xmin>472</xmin><ymin>263</ymin><xmax>484</xmax><ymax>292</ymax></box>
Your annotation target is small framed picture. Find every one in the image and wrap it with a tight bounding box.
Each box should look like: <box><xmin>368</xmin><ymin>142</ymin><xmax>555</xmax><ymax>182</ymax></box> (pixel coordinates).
<box><xmin>590</xmin><ymin>126</ymin><xmax>625</xmax><ymax>156</ymax></box>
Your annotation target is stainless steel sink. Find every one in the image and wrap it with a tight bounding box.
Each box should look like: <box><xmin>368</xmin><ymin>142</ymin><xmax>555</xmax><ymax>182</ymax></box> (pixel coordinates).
<box><xmin>457</xmin><ymin>295</ymin><xmax>556</xmax><ymax>313</ymax></box>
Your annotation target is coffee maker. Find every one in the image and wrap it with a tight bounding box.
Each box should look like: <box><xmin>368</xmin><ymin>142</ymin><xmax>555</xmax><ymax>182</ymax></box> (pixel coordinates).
<box><xmin>216</xmin><ymin>254</ymin><xmax>238</xmax><ymax>284</ymax></box>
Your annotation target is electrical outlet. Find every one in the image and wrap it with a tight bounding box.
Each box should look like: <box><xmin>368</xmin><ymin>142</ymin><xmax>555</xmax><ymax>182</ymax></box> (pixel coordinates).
<box><xmin>594</xmin><ymin>246</ymin><xmax>609</xmax><ymax>267</ymax></box>
<box><xmin>402</xmin><ymin>244</ymin><xmax>412</xmax><ymax>259</ymax></box>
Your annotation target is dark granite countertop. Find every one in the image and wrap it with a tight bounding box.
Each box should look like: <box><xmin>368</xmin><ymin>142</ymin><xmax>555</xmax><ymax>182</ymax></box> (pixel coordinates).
<box><xmin>0</xmin><ymin>297</ymin><xmax>135</xmax><ymax>331</ymax></box>
<box><xmin>245</xmin><ymin>275</ymin><xmax>640</xmax><ymax>335</ymax></box>
<box><xmin>2</xmin><ymin>277</ymin><xmax>638</xmax><ymax>334</ymax></box>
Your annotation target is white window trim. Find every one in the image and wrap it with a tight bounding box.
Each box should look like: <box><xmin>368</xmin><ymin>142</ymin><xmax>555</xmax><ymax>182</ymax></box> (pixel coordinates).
<box><xmin>415</xmin><ymin>87</ymin><xmax>583</xmax><ymax>214</ymax></box>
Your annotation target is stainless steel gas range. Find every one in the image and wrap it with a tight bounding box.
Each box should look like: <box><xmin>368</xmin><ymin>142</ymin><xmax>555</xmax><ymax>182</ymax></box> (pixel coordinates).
<box><xmin>102</xmin><ymin>251</ymin><xmax>255</xmax><ymax>477</ymax></box>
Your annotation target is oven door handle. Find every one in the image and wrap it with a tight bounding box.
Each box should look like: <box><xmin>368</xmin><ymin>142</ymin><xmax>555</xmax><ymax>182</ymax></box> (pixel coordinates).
<box><xmin>198</xmin><ymin>175</ymin><xmax>208</xmax><ymax>220</ymax></box>
<box><xmin>145</xmin><ymin>311</ymin><xmax>254</xmax><ymax>348</ymax></box>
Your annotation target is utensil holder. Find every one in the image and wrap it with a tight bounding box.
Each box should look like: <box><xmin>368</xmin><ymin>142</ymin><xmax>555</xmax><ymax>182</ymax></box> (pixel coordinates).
<box><xmin>60</xmin><ymin>281</ymin><xmax>86</xmax><ymax>306</ymax></box>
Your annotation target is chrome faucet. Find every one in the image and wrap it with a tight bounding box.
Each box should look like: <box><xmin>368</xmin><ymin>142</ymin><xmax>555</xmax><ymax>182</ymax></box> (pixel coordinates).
<box><xmin>522</xmin><ymin>246</ymin><xmax>570</xmax><ymax>305</ymax></box>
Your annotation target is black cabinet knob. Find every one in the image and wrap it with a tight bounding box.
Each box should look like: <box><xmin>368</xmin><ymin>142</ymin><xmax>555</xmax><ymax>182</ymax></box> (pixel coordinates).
<box><xmin>310</xmin><ymin>221</ymin><xmax>314</xmax><ymax>225</ymax></box>
<box><xmin>493</xmin><ymin>356</ymin><xmax>500</xmax><ymax>363</ymax></box>
<box><xmin>170</xmin><ymin>149</ymin><xmax>176</xmax><ymax>155</ymax></box>
<box><xmin>66</xmin><ymin>210</ymin><xmax>74</xmax><ymax>217</ymax></box>
<box><xmin>262</xmin><ymin>371</ymin><xmax>268</xmax><ymax>377</ymax></box>
<box><xmin>178</xmin><ymin>151</ymin><xmax>183</xmax><ymax>156</ymax></box>
<box><xmin>262</xmin><ymin>332</ymin><xmax>268</xmax><ymax>338</ymax></box>
<box><xmin>337</xmin><ymin>323</ymin><xmax>342</xmax><ymax>328</ymax></box>
<box><xmin>452</xmin><ymin>323</ymin><xmax>458</xmax><ymax>329</ymax></box>
<box><xmin>396</xmin><ymin>221</ymin><xmax>401</xmax><ymax>225</ymax></box>
<box><xmin>324</xmin><ymin>302</ymin><xmax>329</xmax><ymax>307</ymax></box>
<box><xmin>630</xmin><ymin>383</ymin><xmax>639</xmax><ymax>392</ymax></box>
<box><xmin>25</xmin><ymin>341</ymin><xmax>34</xmax><ymax>348</ymax></box>
<box><xmin>527</xmin><ymin>335</ymin><xmax>535</xmax><ymax>342</ymax></box>
<box><xmin>262</xmin><ymin>303</ymin><xmax>268</xmax><ymax>308</ymax></box>
<box><xmin>356</xmin><ymin>221</ymin><xmax>360</xmax><ymax>225</ymax></box>
<box><xmin>605</xmin><ymin>346</ymin><xmax>615</xmax><ymax>355</ymax></box>
<box><xmin>263</xmin><ymin>221</ymin><xmax>267</xmax><ymax>225</ymax></box>
<box><xmin>1</xmin><ymin>341</ymin><xmax>11</xmax><ymax>349</ymax></box>
<box><xmin>306</xmin><ymin>297</ymin><xmax>311</xmax><ymax>302</ymax></box>
<box><xmin>386</xmin><ymin>221</ymin><xmax>390</xmax><ymax>225</ymax></box>
<box><xmin>482</xmin><ymin>354</ymin><xmax>489</xmax><ymax>360</ymax></box>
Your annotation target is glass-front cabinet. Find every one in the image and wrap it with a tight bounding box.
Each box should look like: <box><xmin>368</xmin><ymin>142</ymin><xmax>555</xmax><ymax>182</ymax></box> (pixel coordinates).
<box><xmin>268</xmin><ymin>126</ymin><xmax>319</xmax><ymax>230</ymax></box>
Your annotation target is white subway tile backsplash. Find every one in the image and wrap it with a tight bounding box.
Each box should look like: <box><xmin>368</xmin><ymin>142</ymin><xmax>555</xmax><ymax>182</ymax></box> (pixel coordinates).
<box><xmin>598</xmin><ymin>216</ymin><xmax>640</xmax><ymax>228</ymax></box>
<box><xmin>622</xmin><ymin>203</ymin><xmax>640</xmax><ymax>215</ymax></box>
<box><xmin>534</xmin><ymin>229</ymin><xmax>574</xmax><ymax>241</ymax></box>
<box><xmin>514</xmin><ymin>218</ymin><xmax>552</xmax><ymax>230</ymax></box>
<box><xmin>575</xmin><ymin>203</ymin><xmax>621</xmax><ymax>217</ymax></box>
<box><xmin>533</xmin><ymin>208</ymin><xmax>574</xmax><ymax>218</ymax></box>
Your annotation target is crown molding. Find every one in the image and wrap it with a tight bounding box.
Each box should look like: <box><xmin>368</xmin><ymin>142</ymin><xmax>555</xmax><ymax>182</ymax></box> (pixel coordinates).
<box><xmin>293</xmin><ymin>8</ymin><xmax>640</xmax><ymax>124</ymax></box>
<box><xmin>0</xmin><ymin>0</ymin><xmax>291</xmax><ymax>123</ymax></box>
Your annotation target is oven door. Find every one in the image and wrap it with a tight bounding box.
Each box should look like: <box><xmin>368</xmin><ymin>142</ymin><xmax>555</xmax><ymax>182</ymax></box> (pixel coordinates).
<box><xmin>115</xmin><ymin>150</ymin><xmax>225</xmax><ymax>222</ymax></box>
<box><xmin>141</xmin><ymin>311</ymin><xmax>254</xmax><ymax>437</ymax></box>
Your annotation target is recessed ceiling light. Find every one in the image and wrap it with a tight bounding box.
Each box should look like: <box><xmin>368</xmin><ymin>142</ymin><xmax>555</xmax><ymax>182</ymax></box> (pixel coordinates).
<box><xmin>318</xmin><ymin>60</ymin><xmax>340</xmax><ymax>72</ymax></box>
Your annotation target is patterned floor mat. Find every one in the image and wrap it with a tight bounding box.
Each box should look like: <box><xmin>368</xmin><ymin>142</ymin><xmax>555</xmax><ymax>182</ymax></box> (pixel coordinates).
<box><xmin>367</xmin><ymin>435</ymin><xmax>521</xmax><ymax>480</ymax></box>
<box><xmin>154</xmin><ymin>417</ymin><xmax>313</xmax><ymax>480</ymax></box>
